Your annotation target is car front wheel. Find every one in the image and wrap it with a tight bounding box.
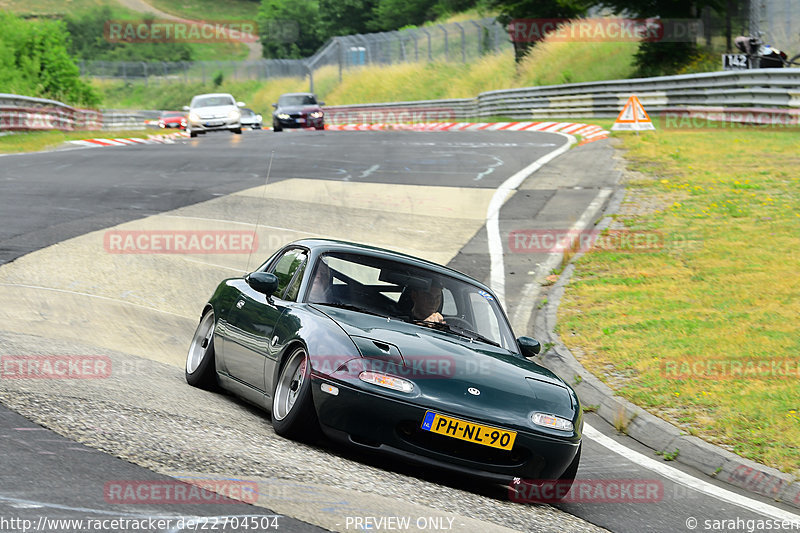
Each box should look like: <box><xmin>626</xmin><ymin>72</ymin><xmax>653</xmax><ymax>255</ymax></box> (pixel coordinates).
<box><xmin>185</xmin><ymin>309</ymin><xmax>218</xmax><ymax>389</ymax></box>
<box><xmin>272</xmin><ymin>345</ymin><xmax>319</xmax><ymax>440</ymax></box>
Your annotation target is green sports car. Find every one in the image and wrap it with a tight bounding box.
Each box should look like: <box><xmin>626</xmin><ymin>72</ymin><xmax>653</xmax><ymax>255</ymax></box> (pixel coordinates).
<box><xmin>186</xmin><ymin>239</ymin><xmax>582</xmax><ymax>497</ymax></box>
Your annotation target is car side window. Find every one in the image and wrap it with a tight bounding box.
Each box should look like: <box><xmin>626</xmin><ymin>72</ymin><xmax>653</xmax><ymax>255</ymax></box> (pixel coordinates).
<box><xmin>269</xmin><ymin>249</ymin><xmax>307</xmax><ymax>299</ymax></box>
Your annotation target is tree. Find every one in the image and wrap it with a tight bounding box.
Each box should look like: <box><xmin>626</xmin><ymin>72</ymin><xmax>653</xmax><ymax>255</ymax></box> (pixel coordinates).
<box><xmin>596</xmin><ymin>0</ymin><xmax>726</xmax><ymax>76</ymax></box>
<box><xmin>486</xmin><ymin>0</ymin><xmax>593</xmax><ymax>61</ymax></box>
<box><xmin>319</xmin><ymin>0</ymin><xmax>378</xmax><ymax>37</ymax></box>
<box><xmin>259</xmin><ymin>0</ymin><xmax>323</xmax><ymax>58</ymax></box>
<box><xmin>0</xmin><ymin>12</ymin><xmax>99</xmax><ymax>106</ymax></box>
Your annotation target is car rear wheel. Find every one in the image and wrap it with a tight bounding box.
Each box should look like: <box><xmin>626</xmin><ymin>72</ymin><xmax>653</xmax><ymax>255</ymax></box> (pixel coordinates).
<box><xmin>233</xmin><ymin>128</ymin><xmax>242</xmax><ymax>134</ymax></box>
<box><xmin>272</xmin><ymin>346</ymin><xmax>319</xmax><ymax>440</ymax></box>
<box><xmin>185</xmin><ymin>309</ymin><xmax>218</xmax><ymax>389</ymax></box>
<box><xmin>189</xmin><ymin>129</ymin><xmax>197</xmax><ymax>138</ymax></box>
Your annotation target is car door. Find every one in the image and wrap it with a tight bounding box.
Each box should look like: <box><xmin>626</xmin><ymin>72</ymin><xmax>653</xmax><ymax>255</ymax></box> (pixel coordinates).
<box><xmin>223</xmin><ymin>248</ymin><xmax>308</xmax><ymax>392</ymax></box>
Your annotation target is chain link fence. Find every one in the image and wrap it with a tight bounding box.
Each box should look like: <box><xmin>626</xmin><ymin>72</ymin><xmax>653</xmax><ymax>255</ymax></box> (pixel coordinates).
<box><xmin>79</xmin><ymin>17</ymin><xmax>510</xmax><ymax>84</ymax></box>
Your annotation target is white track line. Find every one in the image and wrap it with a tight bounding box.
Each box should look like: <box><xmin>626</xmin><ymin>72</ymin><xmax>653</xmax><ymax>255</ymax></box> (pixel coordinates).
<box><xmin>488</xmin><ymin>135</ymin><xmax>799</xmax><ymax>521</ymax></box>
<box><xmin>509</xmin><ymin>186</ymin><xmax>612</xmax><ymax>334</ymax></box>
<box><xmin>486</xmin><ymin>133</ymin><xmax>575</xmax><ymax>309</ymax></box>
<box><xmin>584</xmin><ymin>424</ymin><xmax>800</xmax><ymax>522</ymax></box>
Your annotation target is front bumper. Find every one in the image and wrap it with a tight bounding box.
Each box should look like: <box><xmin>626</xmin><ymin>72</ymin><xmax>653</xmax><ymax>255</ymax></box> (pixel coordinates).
<box><xmin>311</xmin><ymin>375</ymin><xmax>580</xmax><ymax>482</ymax></box>
<box><xmin>188</xmin><ymin>118</ymin><xmax>241</xmax><ymax>132</ymax></box>
<box><xmin>274</xmin><ymin>116</ymin><xmax>324</xmax><ymax>129</ymax></box>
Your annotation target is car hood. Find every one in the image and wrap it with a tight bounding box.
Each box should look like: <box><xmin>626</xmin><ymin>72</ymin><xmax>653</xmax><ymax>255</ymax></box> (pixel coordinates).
<box><xmin>312</xmin><ymin>305</ymin><xmax>578</xmax><ymax>423</ymax></box>
<box><xmin>192</xmin><ymin>105</ymin><xmax>236</xmax><ymax>116</ymax></box>
<box><xmin>276</xmin><ymin>105</ymin><xmax>321</xmax><ymax>114</ymax></box>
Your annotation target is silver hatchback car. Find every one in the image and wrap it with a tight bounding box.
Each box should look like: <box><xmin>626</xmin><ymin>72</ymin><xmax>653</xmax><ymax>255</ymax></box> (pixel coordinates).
<box><xmin>183</xmin><ymin>93</ymin><xmax>245</xmax><ymax>138</ymax></box>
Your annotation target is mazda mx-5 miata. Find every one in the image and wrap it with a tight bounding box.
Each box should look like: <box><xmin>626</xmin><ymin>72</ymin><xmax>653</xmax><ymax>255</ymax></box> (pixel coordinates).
<box><xmin>185</xmin><ymin>239</ymin><xmax>582</xmax><ymax>494</ymax></box>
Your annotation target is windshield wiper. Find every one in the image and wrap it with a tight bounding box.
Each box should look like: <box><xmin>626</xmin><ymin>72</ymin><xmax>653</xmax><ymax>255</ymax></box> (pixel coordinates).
<box><xmin>411</xmin><ymin>320</ymin><xmax>501</xmax><ymax>348</ymax></box>
<box><xmin>448</xmin><ymin>325</ymin><xmax>502</xmax><ymax>348</ymax></box>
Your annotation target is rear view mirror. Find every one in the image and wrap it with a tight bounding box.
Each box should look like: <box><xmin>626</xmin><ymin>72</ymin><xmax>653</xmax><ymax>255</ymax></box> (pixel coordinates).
<box><xmin>272</xmin><ymin>103</ymin><xmax>278</xmax><ymax>108</ymax></box>
<box><xmin>517</xmin><ymin>336</ymin><xmax>541</xmax><ymax>358</ymax></box>
<box><xmin>247</xmin><ymin>272</ymin><xmax>278</xmax><ymax>296</ymax></box>
<box><xmin>319</xmin><ymin>101</ymin><xmax>325</xmax><ymax>106</ymax></box>
<box><xmin>182</xmin><ymin>105</ymin><xmax>190</xmax><ymax>111</ymax></box>
<box><xmin>237</xmin><ymin>101</ymin><xmax>246</xmax><ymax>107</ymax></box>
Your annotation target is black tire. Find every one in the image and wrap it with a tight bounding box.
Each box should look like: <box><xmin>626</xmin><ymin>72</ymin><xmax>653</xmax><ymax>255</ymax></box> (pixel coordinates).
<box><xmin>511</xmin><ymin>443</ymin><xmax>581</xmax><ymax>504</ymax></box>
<box><xmin>557</xmin><ymin>443</ymin><xmax>581</xmax><ymax>490</ymax></box>
<box><xmin>788</xmin><ymin>53</ymin><xmax>800</xmax><ymax>67</ymax></box>
<box><xmin>233</xmin><ymin>127</ymin><xmax>242</xmax><ymax>134</ymax></box>
<box><xmin>189</xmin><ymin>129</ymin><xmax>197</xmax><ymax>138</ymax></box>
<box><xmin>272</xmin><ymin>121</ymin><xmax>282</xmax><ymax>132</ymax></box>
<box><xmin>315</xmin><ymin>124</ymin><xmax>324</xmax><ymax>131</ymax></box>
<box><xmin>271</xmin><ymin>345</ymin><xmax>319</xmax><ymax>440</ymax></box>
<box><xmin>185</xmin><ymin>309</ymin><xmax>218</xmax><ymax>389</ymax></box>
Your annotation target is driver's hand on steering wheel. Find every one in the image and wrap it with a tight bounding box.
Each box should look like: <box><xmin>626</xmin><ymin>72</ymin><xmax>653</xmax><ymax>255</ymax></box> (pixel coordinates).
<box><xmin>424</xmin><ymin>312</ymin><xmax>445</xmax><ymax>324</ymax></box>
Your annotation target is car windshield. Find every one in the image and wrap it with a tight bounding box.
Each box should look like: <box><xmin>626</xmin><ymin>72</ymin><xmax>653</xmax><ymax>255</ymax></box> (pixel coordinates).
<box><xmin>240</xmin><ymin>109</ymin><xmax>255</xmax><ymax>117</ymax></box>
<box><xmin>278</xmin><ymin>94</ymin><xmax>316</xmax><ymax>106</ymax></box>
<box><xmin>306</xmin><ymin>252</ymin><xmax>516</xmax><ymax>350</ymax></box>
<box><xmin>161</xmin><ymin>111</ymin><xmax>184</xmax><ymax>117</ymax></box>
<box><xmin>192</xmin><ymin>95</ymin><xmax>234</xmax><ymax>108</ymax></box>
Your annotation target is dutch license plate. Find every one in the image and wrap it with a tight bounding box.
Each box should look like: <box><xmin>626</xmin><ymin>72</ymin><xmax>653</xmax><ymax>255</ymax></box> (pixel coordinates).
<box><xmin>296</xmin><ymin>118</ymin><xmax>305</xmax><ymax>124</ymax></box>
<box><xmin>421</xmin><ymin>411</ymin><xmax>516</xmax><ymax>450</ymax></box>
<box><xmin>205</xmin><ymin>121</ymin><xmax>222</xmax><ymax>127</ymax></box>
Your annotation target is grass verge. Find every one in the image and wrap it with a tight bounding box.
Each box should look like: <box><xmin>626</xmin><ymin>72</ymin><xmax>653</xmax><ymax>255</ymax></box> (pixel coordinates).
<box><xmin>557</xmin><ymin>122</ymin><xmax>800</xmax><ymax>474</ymax></box>
<box><xmin>0</xmin><ymin>129</ymin><xmax>174</xmax><ymax>154</ymax></box>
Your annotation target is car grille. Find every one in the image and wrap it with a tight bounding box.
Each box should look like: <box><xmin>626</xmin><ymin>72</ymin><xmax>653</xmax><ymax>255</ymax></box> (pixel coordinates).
<box><xmin>396</xmin><ymin>420</ymin><xmax>531</xmax><ymax>466</ymax></box>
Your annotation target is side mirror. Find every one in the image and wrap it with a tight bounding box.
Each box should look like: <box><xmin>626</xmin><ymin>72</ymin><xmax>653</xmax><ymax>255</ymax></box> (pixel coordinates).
<box><xmin>247</xmin><ymin>272</ymin><xmax>278</xmax><ymax>296</ymax></box>
<box><xmin>182</xmin><ymin>105</ymin><xmax>190</xmax><ymax>111</ymax></box>
<box><xmin>237</xmin><ymin>101</ymin><xmax>246</xmax><ymax>107</ymax></box>
<box><xmin>517</xmin><ymin>336</ymin><xmax>541</xmax><ymax>358</ymax></box>
<box><xmin>318</xmin><ymin>101</ymin><xmax>325</xmax><ymax>106</ymax></box>
<box><xmin>271</xmin><ymin>103</ymin><xmax>278</xmax><ymax>109</ymax></box>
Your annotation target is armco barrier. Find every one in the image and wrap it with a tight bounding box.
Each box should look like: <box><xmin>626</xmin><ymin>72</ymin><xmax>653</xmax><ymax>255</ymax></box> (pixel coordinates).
<box><xmin>324</xmin><ymin>69</ymin><xmax>800</xmax><ymax>122</ymax></box>
<box><xmin>0</xmin><ymin>93</ymin><xmax>145</xmax><ymax>132</ymax></box>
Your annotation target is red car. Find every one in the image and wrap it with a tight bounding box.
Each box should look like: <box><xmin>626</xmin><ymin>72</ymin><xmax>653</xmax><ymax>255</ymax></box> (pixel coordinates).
<box><xmin>158</xmin><ymin>111</ymin><xmax>187</xmax><ymax>130</ymax></box>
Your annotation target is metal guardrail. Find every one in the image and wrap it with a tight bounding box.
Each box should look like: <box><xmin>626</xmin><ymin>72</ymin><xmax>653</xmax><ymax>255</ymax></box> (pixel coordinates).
<box><xmin>4</xmin><ymin>69</ymin><xmax>799</xmax><ymax>133</ymax></box>
<box><xmin>0</xmin><ymin>93</ymin><xmax>144</xmax><ymax>132</ymax></box>
<box><xmin>324</xmin><ymin>69</ymin><xmax>800</xmax><ymax>122</ymax></box>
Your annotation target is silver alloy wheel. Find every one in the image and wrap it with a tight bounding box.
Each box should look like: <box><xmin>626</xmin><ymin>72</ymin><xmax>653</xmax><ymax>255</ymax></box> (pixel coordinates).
<box><xmin>186</xmin><ymin>312</ymin><xmax>214</xmax><ymax>374</ymax></box>
<box><xmin>273</xmin><ymin>347</ymin><xmax>308</xmax><ymax>421</ymax></box>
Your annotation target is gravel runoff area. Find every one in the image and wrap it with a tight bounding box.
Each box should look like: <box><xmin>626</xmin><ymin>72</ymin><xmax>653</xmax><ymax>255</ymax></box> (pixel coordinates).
<box><xmin>0</xmin><ymin>330</ymin><xmax>608</xmax><ymax>533</ymax></box>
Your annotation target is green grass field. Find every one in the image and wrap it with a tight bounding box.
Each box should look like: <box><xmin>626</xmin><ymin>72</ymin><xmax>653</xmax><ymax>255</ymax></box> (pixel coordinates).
<box><xmin>0</xmin><ymin>129</ymin><xmax>166</xmax><ymax>153</ymax></box>
<box><xmin>559</xmin><ymin>124</ymin><xmax>800</xmax><ymax>474</ymax></box>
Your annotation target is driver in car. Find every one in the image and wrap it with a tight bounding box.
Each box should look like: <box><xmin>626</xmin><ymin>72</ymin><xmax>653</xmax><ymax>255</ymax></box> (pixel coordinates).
<box><xmin>410</xmin><ymin>281</ymin><xmax>445</xmax><ymax>324</ymax></box>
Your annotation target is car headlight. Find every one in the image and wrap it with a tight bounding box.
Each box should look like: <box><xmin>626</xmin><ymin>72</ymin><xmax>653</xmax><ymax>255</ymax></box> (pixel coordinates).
<box><xmin>277</xmin><ymin>113</ymin><xmax>290</xmax><ymax>119</ymax></box>
<box><xmin>531</xmin><ymin>412</ymin><xmax>574</xmax><ymax>432</ymax></box>
<box><xmin>310</xmin><ymin>111</ymin><xmax>323</xmax><ymax>118</ymax></box>
<box><xmin>228</xmin><ymin>109</ymin><xmax>241</xmax><ymax>121</ymax></box>
<box><xmin>256</xmin><ymin>114</ymin><xmax>262</xmax><ymax>122</ymax></box>
<box><xmin>189</xmin><ymin>111</ymin><xmax>200</xmax><ymax>122</ymax></box>
<box><xmin>358</xmin><ymin>371</ymin><xmax>414</xmax><ymax>393</ymax></box>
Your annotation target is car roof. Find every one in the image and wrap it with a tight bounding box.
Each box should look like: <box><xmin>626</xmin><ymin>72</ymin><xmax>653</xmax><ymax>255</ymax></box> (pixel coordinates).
<box><xmin>192</xmin><ymin>93</ymin><xmax>235</xmax><ymax>98</ymax></box>
<box><xmin>287</xmin><ymin>238</ymin><xmax>490</xmax><ymax>290</ymax></box>
<box><xmin>279</xmin><ymin>92</ymin><xmax>315</xmax><ymax>97</ymax></box>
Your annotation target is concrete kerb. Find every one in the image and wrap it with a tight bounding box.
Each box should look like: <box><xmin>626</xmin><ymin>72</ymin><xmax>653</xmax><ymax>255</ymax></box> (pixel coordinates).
<box><xmin>529</xmin><ymin>143</ymin><xmax>800</xmax><ymax>511</ymax></box>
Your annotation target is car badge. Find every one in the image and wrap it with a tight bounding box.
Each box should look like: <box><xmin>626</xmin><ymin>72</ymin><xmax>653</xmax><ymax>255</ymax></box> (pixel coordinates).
<box><xmin>468</xmin><ymin>387</ymin><xmax>481</xmax><ymax>396</ymax></box>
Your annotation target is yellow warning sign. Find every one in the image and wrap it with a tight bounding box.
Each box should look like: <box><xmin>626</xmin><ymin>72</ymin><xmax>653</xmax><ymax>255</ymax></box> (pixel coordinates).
<box><xmin>611</xmin><ymin>95</ymin><xmax>655</xmax><ymax>131</ymax></box>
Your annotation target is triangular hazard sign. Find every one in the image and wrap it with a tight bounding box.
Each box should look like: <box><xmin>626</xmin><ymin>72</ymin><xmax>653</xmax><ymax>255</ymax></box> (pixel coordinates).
<box><xmin>612</xmin><ymin>95</ymin><xmax>655</xmax><ymax>131</ymax></box>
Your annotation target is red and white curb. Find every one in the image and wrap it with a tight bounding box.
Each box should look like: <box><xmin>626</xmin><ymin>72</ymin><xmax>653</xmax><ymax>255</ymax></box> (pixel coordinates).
<box><xmin>69</xmin><ymin>131</ymin><xmax>189</xmax><ymax>147</ymax></box>
<box><xmin>324</xmin><ymin>121</ymin><xmax>609</xmax><ymax>144</ymax></box>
